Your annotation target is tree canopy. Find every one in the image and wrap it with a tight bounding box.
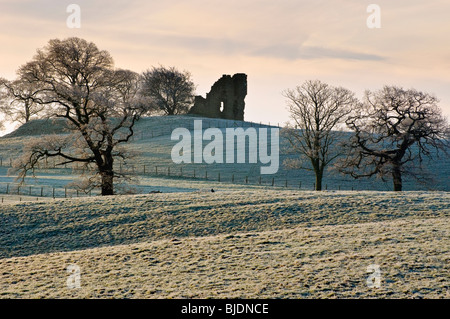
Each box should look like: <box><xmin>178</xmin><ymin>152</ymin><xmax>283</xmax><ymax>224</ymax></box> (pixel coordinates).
<box><xmin>13</xmin><ymin>37</ymin><xmax>148</xmax><ymax>195</ymax></box>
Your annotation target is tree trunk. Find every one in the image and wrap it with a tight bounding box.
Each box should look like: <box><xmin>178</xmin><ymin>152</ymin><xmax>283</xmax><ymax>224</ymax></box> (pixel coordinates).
<box><xmin>100</xmin><ymin>170</ymin><xmax>114</xmax><ymax>196</ymax></box>
<box><xmin>98</xmin><ymin>151</ymin><xmax>115</xmax><ymax>196</ymax></box>
<box><xmin>315</xmin><ymin>172</ymin><xmax>323</xmax><ymax>191</ymax></box>
<box><xmin>167</xmin><ymin>107</ymin><xmax>175</xmax><ymax>115</ymax></box>
<box><xmin>25</xmin><ymin>100</ymin><xmax>31</xmax><ymax>123</ymax></box>
<box><xmin>312</xmin><ymin>159</ymin><xmax>323</xmax><ymax>191</ymax></box>
<box><xmin>392</xmin><ymin>164</ymin><xmax>402</xmax><ymax>192</ymax></box>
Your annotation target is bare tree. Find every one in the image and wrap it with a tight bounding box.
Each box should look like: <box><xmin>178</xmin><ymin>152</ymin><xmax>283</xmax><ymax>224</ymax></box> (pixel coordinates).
<box><xmin>336</xmin><ymin>86</ymin><xmax>449</xmax><ymax>191</ymax></box>
<box><xmin>0</xmin><ymin>83</ymin><xmax>6</xmax><ymax>131</ymax></box>
<box><xmin>282</xmin><ymin>80</ymin><xmax>357</xmax><ymax>190</ymax></box>
<box><xmin>12</xmin><ymin>37</ymin><xmax>147</xmax><ymax>195</ymax></box>
<box><xmin>141</xmin><ymin>65</ymin><xmax>195</xmax><ymax>115</ymax></box>
<box><xmin>0</xmin><ymin>77</ymin><xmax>44</xmax><ymax>125</ymax></box>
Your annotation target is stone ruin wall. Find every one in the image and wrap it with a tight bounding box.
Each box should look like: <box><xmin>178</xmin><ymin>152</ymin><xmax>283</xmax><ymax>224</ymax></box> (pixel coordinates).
<box><xmin>188</xmin><ymin>73</ymin><xmax>247</xmax><ymax>121</ymax></box>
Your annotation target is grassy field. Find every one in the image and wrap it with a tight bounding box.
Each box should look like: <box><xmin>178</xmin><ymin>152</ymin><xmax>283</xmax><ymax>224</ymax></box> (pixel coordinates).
<box><xmin>0</xmin><ymin>116</ymin><xmax>448</xmax><ymax>299</ymax></box>
<box><xmin>0</xmin><ymin>188</ymin><xmax>449</xmax><ymax>298</ymax></box>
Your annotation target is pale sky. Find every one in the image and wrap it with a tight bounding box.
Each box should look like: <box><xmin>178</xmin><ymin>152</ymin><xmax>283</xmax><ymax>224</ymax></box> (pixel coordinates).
<box><xmin>1</xmin><ymin>0</ymin><xmax>449</xmax><ymax>135</ymax></box>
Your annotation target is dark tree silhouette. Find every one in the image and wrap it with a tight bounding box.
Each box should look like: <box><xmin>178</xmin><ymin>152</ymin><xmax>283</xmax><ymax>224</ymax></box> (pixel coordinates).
<box><xmin>337</xmin><ymin>86</ymin><xmax>449</xmax><ymax>191</ymax></box>
<box><xmin>0</xmin><ymin>77</ymin><xmax>44</xmax><ymax>125</ymax></box>
<box><xmin>282</xmin><ymin>80</ymin><xmax>357</xmax><ymax>190</ymax></box>
<box><xmin>141</xmin><ymin>65</ymin><xmax>195</xmax><ymax>115</ymax></box>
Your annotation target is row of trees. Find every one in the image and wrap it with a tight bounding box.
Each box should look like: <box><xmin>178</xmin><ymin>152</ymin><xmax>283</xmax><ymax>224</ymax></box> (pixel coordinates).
<box><xmin>0</xmin><ymin>44</ymin><xmax>195</xmax><ymax>127</ymax></box>
<box><xmin>0</xmin><ymin>37</ymin><xmax>195</xmax><ymax>195</ymax></box>
<box><xmin>283</xmin><ymin>80</ymin><xmax>449</xmax><ymax>191</ymax></box>
<box><xmin>0</xmin><ymin>37</ymin><xmax>448</xmax><ymax>195</ymax></box>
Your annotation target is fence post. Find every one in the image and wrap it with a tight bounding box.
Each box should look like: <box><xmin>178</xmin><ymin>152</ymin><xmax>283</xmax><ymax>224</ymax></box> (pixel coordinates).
<box><xmin>52</xmin><ymin>187</ymin><xmax>55</xmax><ymax>198</ymax></box>
<box><xmin>218</xmin><ymin>172</ymin><xmax>220</xmax><ymax>182</ymax></box>
<box><xmin>29</xmin><ymin>186</ymin><xmax>32</xmax><ymax>196</ymax></box>
<box><xmin>6</xmin><ymin>184</ymin><xmax>9</xmax><ymax>194</ymax></box>
<box><xmin>41</xmin><ymin>187</ymin><xmax>43</xmax><ymax>197</ymax></box>
<box><xmin>143</xmin><ymin>165</ymin><xmax>146</xmax><ymax>174</ymax></box>
<box><xmin>245</xmin><ymin>176</ymin><xmax>248</xmax><ymax>184</ymax></box>
<box><xmin>299</xmin><ymin>181</ymin><xmax>302</xmax><ymax>189</ymax></box>
<box><xmin>272</xmin><ymin>178</ymin><xmax>274</xmax><ymax>186</ymax></box>
<box><xmin>285</xmin><ymin>179</ymin><xmax>288</xmax><ymax>188</ymax></box>
<box><xmin>205</xmin><ymin>171</ymin><xmax>208</xmax><ymax>180</ymax></box>
<box><xmin>232</xmin><ymin>174</ymin><xmax>234</xmax><ymax>183</ymax></box>
<box><xmin>193</xmin><ymin>169</ymin><xmax>196</xmax><ymax>178</ymax></box>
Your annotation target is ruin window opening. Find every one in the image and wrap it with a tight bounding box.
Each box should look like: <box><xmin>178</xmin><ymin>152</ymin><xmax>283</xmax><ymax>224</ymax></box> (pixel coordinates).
<box><xmin>220</xmin><ymin>101</ymin><xmax>224</xmax><ymax>113</ymax></box>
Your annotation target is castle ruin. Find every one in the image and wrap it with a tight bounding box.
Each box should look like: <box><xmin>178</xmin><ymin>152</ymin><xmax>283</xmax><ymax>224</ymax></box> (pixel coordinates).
<box><xmin>188</xmin><ymin>73</ymin><xmax>247</xmax><ymax>121</ymax></box>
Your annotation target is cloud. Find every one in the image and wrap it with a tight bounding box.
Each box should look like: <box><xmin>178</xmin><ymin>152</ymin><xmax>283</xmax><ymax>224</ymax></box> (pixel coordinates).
<box><xmin>0</xmin><ymin>0</ymin><xmax>449</xmax><ymax>123</ymax></box>
<box><xmin>251</xmin><ymin>44</ymin><xmax>385</xmax><ymax>61</ymax></box>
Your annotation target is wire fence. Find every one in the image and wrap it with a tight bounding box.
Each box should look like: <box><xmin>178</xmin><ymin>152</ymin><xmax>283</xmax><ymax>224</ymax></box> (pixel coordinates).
<box><xmin>0</xmin><ymin>158</ymin><xmax>359</xmax><ymax>201</ymax></box>
<box><xmin>0</xmin><ymin>118</ymin><xmax>391</xmax><ymax>200</ymax></box>
<box><xmin>0</xmin><ymin>183</ymin><xmax>98</xmax><ymax>200</ymax></box>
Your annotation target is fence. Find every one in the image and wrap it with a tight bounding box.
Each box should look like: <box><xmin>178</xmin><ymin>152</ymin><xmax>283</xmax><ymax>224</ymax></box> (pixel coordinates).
<box><xmin>0</xmin><ymin>183</ymin><xmax>97</xmax><ymax>200</ymax></box>
<box><xmin>0</xmin><ymin>118</ymin><xmax>368</xmax><ymax>200</ymax></box>
<box><xmin>0</xmin><ymin>158</ymin><xmax>360</xmax><ymax>201</ymax></box>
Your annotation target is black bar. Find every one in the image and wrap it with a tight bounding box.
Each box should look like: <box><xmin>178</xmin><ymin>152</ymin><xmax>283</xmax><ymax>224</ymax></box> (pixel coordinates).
<box><xmin>0</xmin><ymin>299</ymin><xmax>442</xmax><ymax>317</ymax></box>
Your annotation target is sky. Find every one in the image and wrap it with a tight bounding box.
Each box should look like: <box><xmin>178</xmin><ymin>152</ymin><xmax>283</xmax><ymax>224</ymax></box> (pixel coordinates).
<box><xmin>0</xmin><ymin>0</ymin><xmax>449</xmax><ymax>135</ymax></box>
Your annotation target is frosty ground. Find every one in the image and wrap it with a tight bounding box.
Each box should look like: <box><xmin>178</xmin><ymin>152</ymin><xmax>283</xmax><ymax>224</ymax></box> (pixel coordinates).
<box><xmin>0</xmin><ymin>185</ymin><xmax>448</xmax><ymax>298</ymax></box>
<box><xmin>0</xmin><ymin>116</ymin><xmax>448</xmax><ymax>298</ymax></box>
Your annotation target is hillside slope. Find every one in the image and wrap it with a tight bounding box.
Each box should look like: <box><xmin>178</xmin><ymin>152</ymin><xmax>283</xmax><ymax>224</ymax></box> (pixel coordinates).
<box><xmin>1</xmin><ymin>204</ymin><xmax>448</xmax><ymax>298</ymax></box>
<box><xmin>0</xmin><ymin>116</ymin><xmax>449</xmax><ymax>192</ymax></box>
<box><xmin>1</xmin><ymin>189</ymin><xmax>448</xmax><ymax>259</ymax></box>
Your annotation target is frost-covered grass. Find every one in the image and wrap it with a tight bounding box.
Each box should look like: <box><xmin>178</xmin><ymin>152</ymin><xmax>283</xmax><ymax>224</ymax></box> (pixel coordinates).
<box><xmin>1</xmin><ymin>189</ymin><xmax>448</xmax><ymax>260</ymax></box>
<box><xmin>0</xmin><ymin>213</ymin><xmax>448</xmax><ymax>299</ymax></box>
<box><xmin>0</xmin><ymin>116</ymin><xmax>449</xmax><ymax>299</ymax></box>
<box><xmin>0</xmin><ymin>188</ymin><xmax>448</xmax><ymax>298</ymax></box>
